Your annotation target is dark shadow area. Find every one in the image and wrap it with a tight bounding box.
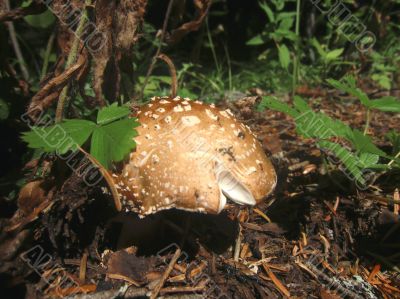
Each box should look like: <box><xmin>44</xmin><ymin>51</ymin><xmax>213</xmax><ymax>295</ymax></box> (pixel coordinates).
<box><xmin>0</xmin><ymin>273</ymin><xmax>27</xmax><ymax>299</ymax></box>
<box><xmin>103</xmin><ymin>209</ymin><xmax>239</xmax><ymax>258</ymax></box>
<box><xmin>21</xmin><ymin>179</ymin><xmax>237</xmax><ymax>260</ymax></box>
<box><xmin>265</xmin><ymin>193</ymin><xmax>310</xmax><ymax>241</ymax></box>
<box><xmin>353</xmin><ymin>208</ymin><xmax>400</xmax><ymax>271</ymax></box>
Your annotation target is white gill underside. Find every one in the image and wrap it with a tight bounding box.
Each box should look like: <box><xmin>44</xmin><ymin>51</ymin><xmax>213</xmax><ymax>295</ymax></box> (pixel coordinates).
<box><xmin>215</xmin><ymin>162</ymin><xmax>256</xmax><ymax>212</ymax></box>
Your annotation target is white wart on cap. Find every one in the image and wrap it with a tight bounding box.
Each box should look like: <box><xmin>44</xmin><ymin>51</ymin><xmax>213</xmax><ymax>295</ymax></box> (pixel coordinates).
<box><xmin>112</xmin><ymin>96</ymin><xmax>277</xmax><ymax>216</ymax></box>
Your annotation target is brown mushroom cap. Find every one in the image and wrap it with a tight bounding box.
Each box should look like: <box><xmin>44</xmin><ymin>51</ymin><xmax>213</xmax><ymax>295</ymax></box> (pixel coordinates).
<box><xmin>112</xmin><ymin>96</ymin><xmax>277</xmax><ymax>216</ymax></box>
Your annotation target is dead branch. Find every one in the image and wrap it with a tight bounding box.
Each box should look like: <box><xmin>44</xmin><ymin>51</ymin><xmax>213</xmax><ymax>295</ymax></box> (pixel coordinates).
<box><xmin>0</xmin><ymin>0</ymin><xmax>46</xmax><ymax>23</ymax></box>
<box><xmin>157</xmin><ymin>53</ymin><xmax>177</xmax><ymax>97</ymax></box>
<box><xmin>166</xmin><ymin>0</ymin><xmax>211</xmax><ymax>45</ymax></box>
<box><xmin>27</xmin><ymin>53</ymin><xmax>86</xmax><ymax>121</ymax></box>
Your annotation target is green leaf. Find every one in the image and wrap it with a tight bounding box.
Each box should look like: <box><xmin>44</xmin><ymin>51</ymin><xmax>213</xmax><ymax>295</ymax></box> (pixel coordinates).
<box><xmin>343</xmin><ymin>75</ymin><xmax>371</xmax><ymax>107</ymax></box>
<box><xmin>326</xmin><ymin>78</ymin><xmax>351</xmax><ymax>94</ymax></box>
<box><xmin>97</xmin><ymin>103</ymin><xmax>131</xmax><ymax>125</ymax></box>
<box><xmin>21</xmin><ymin>1</ymin><xmax>33</xmax><ymax>7</ymax></box>
<box><xmin>246</xmin><ymin>34</ymin><xmax>265</xmax><ymax>46</ymax></box>
<box><xmin>310</xmin><ymin>38</ymin><xmax>327</xmax><ymax>58</ymax></box>
<box><xmin>257</xmin><ymin>96</ymin><xmax>298</xmax><ymax>117</ymax></box>
<box><xmin>372</xmin><ymin>73</ymin><xmax>391</xmax><ymax>90</ymax></box>
<box><xmin>366</xmin><ymin>164</ymin><xmax>391</xmax><ymax>170</ymax></box>
<box><xmin>24</xmin><ymin>10</ymin><xmax>55</xmax><ymax>28</ymax></box>
<box><xmin>386</xmin><ymin>130</ymin><xmax>400</xmax><ymax>155</ymax></box>
<box><xmin>271</xmin><ymin>29</ymin><xmax>298</xmax><ymax>41</ymax></box>
<box><xmin>292</xmin><ymin>104</ymin><xmax>351</xmax><ymax>140</ymax></box>
<box><xmin>293</xmin><ymin>96</ymin><xmax>311</xmax><ymax>114</ymax></box>
<box><xmin>325</xmin><ymin>48</ymin><xmax>344</xmax><ymax>61</ymax></box>
<box><xmin>261</xmin><ymin>90</ymin><xmax>396</xmax><ymax>185</ymax></box>
<box><xmin>90</xmin><ymin>118</ymin><xmax>139</xmax><ymax>168</ymax></box>
<box><xmin>271</xmin><ymin>0</ymin><xmax>285</xmax><ymax>11</ymax></box>
<box><xmin>358</xmin><ymin>153</ymin><xmax>379</xmax><ymax>168</ymax></box>
<box><xmin>156</xmin><ymin>76</ymin><xmax>172</xmax><ymax>84</ymax></box>
<box><xmin>276</xmin><ymin>12</ymin><xmax>297</xmax><ymax>22</ymax></box>
<box><xmin>278</xmin><ymin>44</ymin><xmax>291</xmax><ymax>70</ymax></box>
<box><xmin>346</xmin><ymin>129</ymin><xmax>388</xmax><ymax>157</ymax></box>
<box><xmin>295</xmin><ymin>112</ymin><xmax>336</xmax><ymax>139</ymax></box>
<box><xmin>278</xmin><ymin>16</ymin><xmax>294</xmax><ymax>31</ymax></box>
<box><xmin>323</xmin><ymin>116</ymin><xmax>352</xmax><ymax>138</ymax></box>
<box><xmin>259</xmin><ymin>1</ymin><xmax>275</xmax><ymax>22</ymax></box>
<box><xmin>21</xmin><ymin>119</ymin><xmax>96</xmax><ymax>154</ymax></box>
<box><xmin>21</xmin><ymin>104</ymin><xmax>141</xmax><ymax>170</ymax></box>
<box><xmin>369</xmin><ymin>96</ymin><xmax>400</xmax><ymax>112</ymax></box>
<box><xmin>0</xmin><ymin>98</ymin><xmax>9</xmax><ymax>120</ymax></box>
<box><xmin>326</xmin><ymin>76</ymin><xmax>371</xmax><ymax>107</ymax></box>
<box><xmin>56</xmin><ymin>120</ymin><xmax>97</xmax><ymax>154</ymax></box>
<box><xmin>318</xmin><ymin>140</ymin><xmax>366</xmax><ymax>185</ymax></box>
<box><xmin>179</xmin><ymin>88</ymin><xmax>197</xmax><ymax>99</ymax></box>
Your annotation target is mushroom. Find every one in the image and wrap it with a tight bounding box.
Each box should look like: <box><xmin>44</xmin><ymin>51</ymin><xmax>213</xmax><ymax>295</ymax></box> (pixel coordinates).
<box><xmin>112</xmin><ymin>96</ymin><xmax>277</xmax><ymax>216</ymax></box>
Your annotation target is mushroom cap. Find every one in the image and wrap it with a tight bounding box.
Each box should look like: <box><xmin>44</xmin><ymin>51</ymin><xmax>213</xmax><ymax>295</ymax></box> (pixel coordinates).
<box><xmin>113</xmin><ymin>96</ymin><xmax>277</xmax><ymax>216</ymax></box>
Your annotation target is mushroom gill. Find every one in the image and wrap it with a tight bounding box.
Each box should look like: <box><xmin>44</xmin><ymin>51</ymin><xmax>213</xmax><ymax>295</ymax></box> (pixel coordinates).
<box><xmin>111</xmin><ymin>96</ymin><xmax>277</xmax><ymax>216</ymax></box>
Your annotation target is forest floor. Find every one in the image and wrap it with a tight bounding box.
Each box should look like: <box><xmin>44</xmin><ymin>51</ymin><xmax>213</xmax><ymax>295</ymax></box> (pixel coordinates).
<box><xmin>1</xmin><ymin>90</ymin><xmax>400</xmax><ymax>299</ymax></box>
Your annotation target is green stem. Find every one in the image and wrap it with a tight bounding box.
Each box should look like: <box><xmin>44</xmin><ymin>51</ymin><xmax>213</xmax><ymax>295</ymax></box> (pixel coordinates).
<box><xmin>223</xmin><ymin>43</ymin><xmax>232</xmax><ymax>91</ymax></box>
<box><xmin>206</xmin><ymin>17</ymin><xmax>221</xmax><ymax>75</ymax></box>
<box><xmin>139</xmin><ymin>0</ymin><xmax>174</xmax><ymax>100</ymax></box>
<box><xmin>41</xmin><ymin>31</ymin><xmax>56</xmax><ymax>80</ymax></box>
<box><xmin>388</xmin><ymin>150</ymin><xmax>400</xmax><ymax>167</ymax></box>
<box><xmin>55</xmin><ymin>0</ymin><xmax>91</xmax><ymax>123</ymax></box>
<box><xmin>363</xmin><ymin>108</ymin><xmax>371</xmax><ymax>135</ymax></box>
<box><xmin>5</xmin><ymin>0</ymin><xmax>29</xmax><ymax>81</ymax></box>
<box><xmin>292</xmin><ymin>0</ymin><xmax>301</xmax><ymax>96</ymax></box>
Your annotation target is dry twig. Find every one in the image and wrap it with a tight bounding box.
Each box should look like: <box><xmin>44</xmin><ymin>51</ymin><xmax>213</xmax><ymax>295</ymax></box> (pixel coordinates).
<box><xmin>253</xmin><ymin>207</ymin><xmax>272</xmax><ymax>223</ymax></box>
<box><xmin>139</xmin><ymin>0</ymin><xmax>175</xmax><ymax>100</ymax></box>
<box><xmin>56</xmin><ymin>0</ymin><xmax>92</xmax><ymax>122</ymax></box>
<box><xmin>27</xmin><ymin>54</ymin><xmax>86</xmax><ymax>120</ymax></box>
<box><xmin>262</xmin><ymin>263</ymin><xmax>291</xmax><ymax>298</ymax></box>
<box><xmin>79</xmin><ymin>252</ymin><xmax>88</xmax><ymax>283</ymax></box>
<box><xmin>107</xmin><ymin>273</ymin><xmax>141</xmax><ymax>287</ymax></box>
<box><xmin>0</xmin><ymin>0</ymin><xmax>45</xmax><ymax>23</ymax></box>
<box><xmin>157</xmin><ymin>53</ymin><xmax>177</xmax><ymax>97</ymax></box>
<box><xmin>151</xmin><ymin>246</ymin><xmax>182</xmax><ymax>299</ymax></box>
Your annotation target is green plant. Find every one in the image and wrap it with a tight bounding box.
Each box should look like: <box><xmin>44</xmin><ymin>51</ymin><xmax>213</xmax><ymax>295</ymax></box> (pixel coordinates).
<box><xmin>386</xmin><ymin>131</ymin><xmax>400</xmax><ymax>167</ymax></box>
<box><xmin>21</xmin><ymin>104</ymin><xmax>139</xmax><ymax>169</ymax></box>
<box><xmin>174</xmin><ymin>63</ymin><xmax>228</xmax><ymax>101</ymax></box>
<box><xmin>0</xmin><ymin>98</ymin><xmax>9</xmax><ymax>120</ymax></box>
<box><xmin>22</xmin><ymin>2</ymin><xmax>55</xmax><ymax>29</ymax></box>
<box><xmin>292</xmin><ymin>0</ymin><xmax>301</xmax><ymax>95</ymax></box>
<box><xmin>368</xmin><ymin>39</ymin><xmax>400</xmax><ymax>90</ymax></box>
<box><xmin>310</xmin><ymin>38</ymin><xmax>345</xmax><ymax>65</ymax></box>
<box><xmin>135</xmin><ymin>75</ymin><xmax>173</xmax><ymax>100</ymax></box>
<box><xmin>246</xmin><ymin>0</ymin><xmax>298</xmax><ymax>73</ymax></box>
<box><xmin>258</xmin><ymin>95</ymin><xmax>400</xmax><ymax>187</ymax></box>
<box><xmin>369</xmin><ymin>51</ymin><xmax>395</xmax><ymax>90</ymax></box>
<box><xmin>55</xmin><ymin>0</ymin><xmax>92</xmax><ymax>122</ymax></box>
<box><xmin>327</xmin><ymin>75</ymin><xmax>400</xmax><ymax>135</ymax></box>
